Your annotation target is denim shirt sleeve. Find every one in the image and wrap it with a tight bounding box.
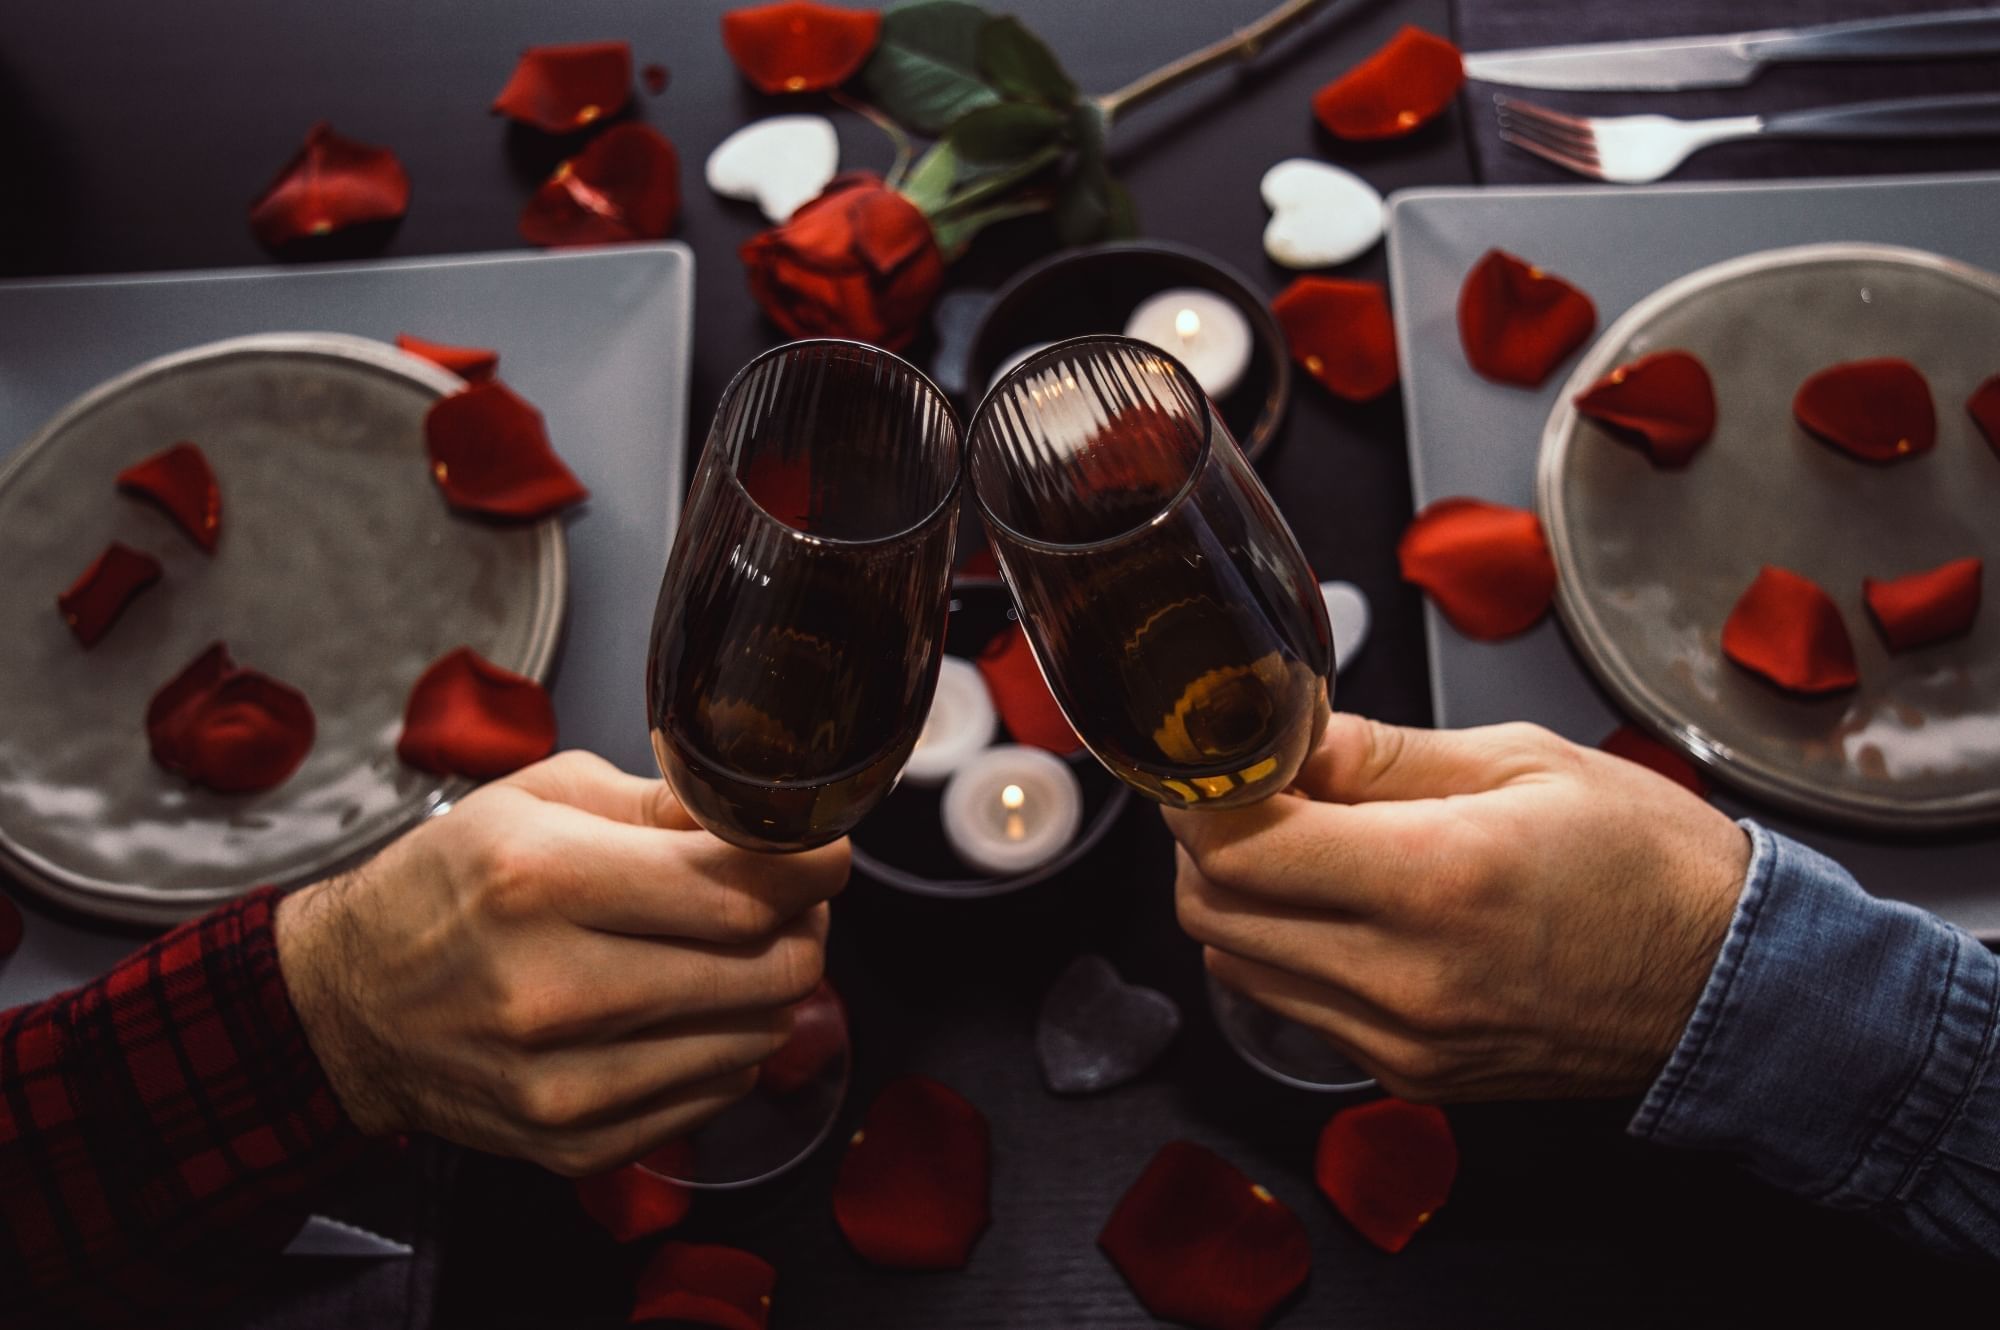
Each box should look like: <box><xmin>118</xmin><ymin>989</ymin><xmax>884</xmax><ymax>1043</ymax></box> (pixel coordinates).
<box><xmin>1631</xmin><ymin>821</ymin><xmax>2000</xmax><ymax>1263</ymax></box>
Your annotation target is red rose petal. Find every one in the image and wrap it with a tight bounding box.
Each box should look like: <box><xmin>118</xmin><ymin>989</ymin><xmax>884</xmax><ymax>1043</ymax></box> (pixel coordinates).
<box><xmin>760</xmin><ymin>981</ymin><xmax>847</xmax><ymax>1096</ymax></box>
<box><xmin>1458</xmin><ymin>250</ymin><xmax>1596</xmax><ymax>388</ymax></box>
<box><xmin>117</xmin><ymin>442</ymin><xmax>221</xmax><ymax>552</ymax></box>
<box><xmin>721</xmin><ymin>1</ymin><xmax>883</xmax><ymax>95</ymax></box>
<box><xmin>1793</xmin><ymin>358</ymin><xmax>1936</xmax><ymax>464</ymax></box>
<box><xmin>1721</xmin><ymin>566</ymin><xmax>1858</xmax><ymax>695</ymax></box>
<box><xmin>520</xmin><ymin>122</ymin><xmax>681</xmax><ymax>248</ymax></box>
<box><xmin>832</xmin><ymin>1076</ymin><xmax>990</xmax><ymax>1270</ymax></box>
<box><xmin>248</xmin><ymin>122</ymin><xmax>410</xmax><ymax>249</ymax></box>
<box><xmin>58</xmin><ymin>543</ymin><xmax>162</xmax><ymax>647</ymax></box>
<box><xmin>424</xmin><ymin>381</ymin><xmax>588</xmax><ymax>520</ymax></box>
<box><xmin>1600</xmin><ymin>725</ymin><xmax>1707</xmax><ymax>797</ymax></box>
<box><xmin>1969</xmin><ymin>374</ymin><xmax>2000</xmax><ymax>457</ymax></box>
<box><xmin>1398</xmin><ymin>497</ymin><xmax>1556</xmax><ymax>640</ymax></box>
<box><xmin>575</xmin><ymin>1155</ymin><xmax>692</xmax><ymax>1243</ymax></box>
<box><xmin>1863</xmin><ymin>557</ymin><xmax>1982</xmax><ymax>653</ymax></box>
<box><xmin>630</xmin><ymin>1241</ymin><xmax>774</xmax><ymax>1330</ymax></box>
<box><xmin>1098</xmin><ymin>1141</ymin><xmax>1310</xmax><ymax>1330</ymax></box>
<box><xmin>643</xmin><ymin>63</ymin><xmax>671</xmax><ymax>96</ymax></box>
<box><xmin>739</xmin><ymin>172</ymin><xmax>944</xmax><ymax>351</ymax></box>
<box><xmin>1573</xmin><ymin>350</ymin><xmax>1716</xmax><ymax>468</ymax></box>
<box><xmin>146</xmin><ymin>643</ymin><xmax>316</xmax><ymax>794</ymax></box>
<box><xmin>976</xmin><ymin>623</ymin><xmax>1082</xmax><ymax>753</ymax></box>
<box><xmin>1312</xmin><ymin>26</ymin><xmax>1464</xmax><ymax>141</ymax></box>
<box><xmin>957</xmin><ymin>547</ymin><xmax>1000</xmax><ymax>579</ymax></box>
<box><xmin>395</xmin><ymin>333</ymin><xmax>499</xmax><ymax>384</ymax></box>
<box><xmin>397</xmin><ymin>647</ymin><xmax>556</xmax><ymax>780</ymax></box>
<box><xmin>491</xmin><ymin>41</ymin><xmax>632</xmax><ymax>133</ymax></box>
<box><xmin>0</xmin><ymin>894</ymin><xmax>22</xmax><ymax>959</ymax></box>
<box><xmin>1315</xmin><ymin>1099</ymin><xmax>1457</xmax><ymax>1254</ymax></box>
<box><xmin>1272</xmin><ymin>277</ymin><xmax>1399</xmax><ymax>403</ymax></box>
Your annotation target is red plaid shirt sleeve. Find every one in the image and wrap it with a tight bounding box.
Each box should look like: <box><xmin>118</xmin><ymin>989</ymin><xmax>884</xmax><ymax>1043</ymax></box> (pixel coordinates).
<box><xmin>0</xmin><ymin>886</ymin><xmax>368</xmax><ymax>1324</ymax></box>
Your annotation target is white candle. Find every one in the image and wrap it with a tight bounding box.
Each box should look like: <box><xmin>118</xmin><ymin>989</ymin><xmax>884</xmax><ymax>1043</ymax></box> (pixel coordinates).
<box><xmin>1123</xmin><ymin>289</ymin><xmax>1252</xmax><ymax>400</ymax></box>
<box><xmin>902</xmin><ymin>656</ymin><xmax>998</xmax><ymax>787</ymax></box>
<box><xmin>941</xmin><ymin>745</ymin><xmax>1083</xmax><ymax>876</ymax></box>
<box><xmin>988</xmin><ymin>342</ymin><xmax>1057</xmax><ymax>392</ymax></box>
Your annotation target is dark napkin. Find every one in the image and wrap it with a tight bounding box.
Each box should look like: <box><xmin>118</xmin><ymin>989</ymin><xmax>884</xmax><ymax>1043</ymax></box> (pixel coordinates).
<box><xmin>1454</xmin><ymin>0</ymin><xmax>2000</xmax><ymax>183</ymax></box>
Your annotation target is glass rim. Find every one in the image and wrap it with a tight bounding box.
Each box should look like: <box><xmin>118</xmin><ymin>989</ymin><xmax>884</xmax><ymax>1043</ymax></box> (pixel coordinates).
<box><xmin>966</xmin><ymin>333</ymin><xmax>1214</xmax><ymax>556</ymax></box>
<box><xmin>709</xmin><ymin>337</ymin><xmax>965</xmax><ymax>551</ymax></box>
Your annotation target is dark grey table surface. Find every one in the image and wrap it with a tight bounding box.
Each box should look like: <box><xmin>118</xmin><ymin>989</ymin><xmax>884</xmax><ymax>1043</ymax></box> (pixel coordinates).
<box><xmin>0</xmin><ymin>0</ymin><xmax>1991</xmax><ymax>1325</ymax></box>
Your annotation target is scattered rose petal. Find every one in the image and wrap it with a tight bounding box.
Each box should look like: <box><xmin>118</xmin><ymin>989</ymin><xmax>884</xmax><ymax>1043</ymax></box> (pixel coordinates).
<box><xmin>117</xmin><ymin>442</ymin><xmax>221</xmax><ymax>552</ymax></box>
<box><xmin>1272</xmin><ymin>277</ymin><xmax>1398</xmax><ymax>402</ymax></box>
<box><xmin>832</xmin><ymin>1076</ymin><xmax>990</xmax><ymax>1270</ymax></box>
<box><xmin>1969</xmin><ymin>374</ymin><xmax>2000</xmax><ymax>457</ymax></box>
<box><xmin>977</xmin><ymin>622</ymin><xmax>1081</xmax><ymax>753</ymax></box>
<box><xmin>395</xmin><ymin>333</ymin><xmax>499</xmax><ymax>384</ymax></box>
<box><xmin>0</xmin><ymin>894</ymin><xmax>22</xmax><ymax>959</ymax></box>
<box><xmin>1600</xmin><ymin>725</ymin><xmax>1707</xmax><ymax>797</ymax></box>
<box><xmin>397</xmin><ymin>647</ymin><xmax>556</xmax><ymax>779</ymax></box>
<box><xmin>740</xmin><ymin>172</ymin><xmax>943</xmax><ymax>350</ymax></box>
<box><xmin>707</xmin><ymin>115</ymin><xmax>841</xmax><ymax>224</ymax></box>
<box><xmin>644</xmin><ymin>63</ymin><xmax>671</xmax><ymax>95</ymax></box>
<box><xmin>1315</xmin><ymin>1099</ymin><xmax>1457</xmax><ymax>1254</ymax></box>
<box><xmin>1573</xmin><ymin>350</ymin><xmax>1716</xmax><ymax>468</ymax></box>
<box><xmin>58</xmin><ymin>543</ymin><xmax>162</xmax><ymax>647</ymax></box>
<box><xmin>1319</xmin><ymin>579</ymin><xmax>1371</xmax><ymax>664</ymax></box>
<box><xmin>759</xmin><ymin>980</ymin><xmax>847</xmax><ymax>1095</ymax></box>
<box><xmin>147</xmin><ymin>643</ymin><xmax>316</xmax><ymax>794</ymax></box>
<box><xmin>1036</xmin><ymin>954</ymin><xmax>1180</xmax><ymax>1096</ymax></box>
<box><xmin>576</xmin><ymin>1151</ymin><xmax>692</xmax><ymax>1242</ymax></box>
<box><xmin>1457</xmin><ymin>250</ymin><xmax>1596</xmax><ymax>388</ymax></box>
<box><xmin>1863</xmin><ymin>557</ymin><xmax>1983</xmax><ymax>652</ymax></box>
<box><xmin>520</xmin><ymin>122</ymin><xmax>681</xmax><ymax>247</ymax></box>
<box><xmin>1312</xmin><ymin>26</ymin><xmax>1464</xmax><ymax>141</ymax></box>
<box><xmin>722</xmin><ymin>1</ymin><xmax>882</xmax><ymax>95</ymax></box>
<box><xmin>1259</xmin><ymin>159</ymin><xmax>1385</xmax><ymax>269</ymax></box>
<box><xmin>1099</xmin><ymin>1141</ymin><xmax>1310</xmax><ymax>1330</ymax></box>
<box><xmin>1398</xmin><ymin>497</ymin><xmax>1556</xmax><ymax>640</ymax></box>
<box><xmin>248</xmin><ymin>122</ymin><xmax>410</xmax><ymax>249</ymax></box>
<box><xmin>491</xmin><ymin>41</ymin><xmax>632</xmax><ymax>133</ymax></box>
<box><xmin>424</xmin><ymin>381</ymin><xmax>589</xmax><ymax>520</ymax></box>
<box><xmin>1722</xmin><ymin>566</ymin><xmax>1858</xmax><ymax>695</ymax></box>
<box><xmin>630</xmin><ymin>1241</ymin><xmax>774</xmax><ymax>1330</ymax></box>
<box><xmin>1793</xmin><ymin>358</ymin><xmax>1936</xmax><ymax>463</ymax></box>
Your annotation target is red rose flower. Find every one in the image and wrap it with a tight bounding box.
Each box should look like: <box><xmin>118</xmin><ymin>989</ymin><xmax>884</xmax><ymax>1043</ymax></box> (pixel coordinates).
<box><xmin>740</xmin><ymin>173</ymin><xmax>944</xmax><ymax>351</ymax></box>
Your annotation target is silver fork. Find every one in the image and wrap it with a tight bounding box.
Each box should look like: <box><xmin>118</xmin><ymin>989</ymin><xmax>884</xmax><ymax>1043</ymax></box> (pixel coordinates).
<box><xmin>1495</xmin><ymin>91</ymin><xmax>2000</xmax><ymax>183</ymax></box>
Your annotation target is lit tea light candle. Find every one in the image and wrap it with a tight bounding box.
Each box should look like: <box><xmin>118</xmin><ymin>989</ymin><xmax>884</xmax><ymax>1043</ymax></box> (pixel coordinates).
<box><xmin>902</xmin><ymin>656</ymin><xmax>998</xmax><ymax>786</ymax></box>
<box><xmin>1123</xmin><ymin>288</ymin><xmax>1252</xmax><ymax>399</ymax></box>
<box><xmin>988</xmin><ymin>341</ymin><xmax>1057</xmax><ymax>391</ymax></box>
<box><xmin>941</xmin><ymin>745</ymin><xmax>1083</xmax><ymax>876</ymax></box>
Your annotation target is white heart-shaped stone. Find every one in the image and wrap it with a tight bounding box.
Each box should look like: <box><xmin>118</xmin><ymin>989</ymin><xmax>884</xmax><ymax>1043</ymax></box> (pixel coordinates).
<box><xmin>1260</xmin><ymin>158</ymin><xmax>1385</xmax><ymax>270</ymax></box>
<box><xmin>705</xmin><ymin>115</ymin><xmax>839</xmax><ymax>224</ymax></box>
<box><xmin>1320</xmin><ymin>579</ymin><xmax>1371</xmax><ymax>664</ymax></box>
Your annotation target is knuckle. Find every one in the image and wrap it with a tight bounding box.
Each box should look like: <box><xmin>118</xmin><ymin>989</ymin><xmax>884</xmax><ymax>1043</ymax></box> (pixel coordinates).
<box><xmin>713</xmin><ymin>886</ymin><xmax>782</xmax><ymax>943</ymax></box>
<box><xmin>492</xmin><ymin>981</ymin><xmax>564</xmax><ymax>1045</ymax></box>
<box><xmin>512</xmin><ymin>1074</ymin><xmax>590</xmax><ymax>1131</ymax></box>
<box><xmin>1355</xmin><ymin>717</ymin><xmax>1409</xmax><ymax>786</ymax></box>
<box><xmin>478</xmin><ymin>841</ymin><xmax>551</xmax><ymax>918</ymax></box>
<box><xmin>767</xmin><ymin>933</ymin><xmax>826</xmax><ymax>1007</ymax></box>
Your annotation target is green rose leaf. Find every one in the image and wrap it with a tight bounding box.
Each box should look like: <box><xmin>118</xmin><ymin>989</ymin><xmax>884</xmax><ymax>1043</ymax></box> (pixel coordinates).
<box><xmin>944</xmin><ymin>101</ymin><xmax>1068</xmax><ymax>163</ymax></box>
<box><xmin>1054</xmin><ymin>160</ymin><xmax>1139</xmax><ymax>245</ymax></box>
<box><xmin>898</xmin><ymin>139</ymin><xmax>963</xmax><ymax>215</ymax></box>
<box><xmin>976</xmin><ymin>16</ymin><xmax>1078</xmax><ymax>106</ymax></box>
<box><xmin>861</xmin><ymin>0</ymin><xmax>1001</xmax><ymax>136</ymax></box>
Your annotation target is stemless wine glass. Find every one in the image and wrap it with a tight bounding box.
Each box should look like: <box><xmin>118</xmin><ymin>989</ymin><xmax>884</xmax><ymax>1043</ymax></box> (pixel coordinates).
<box><xmin>967</xmin><ymin>335</ymin><xmax>1370</xmax><ymax>1092</ymax></box>
<box><xmin>644</xmin><ymin>339</ymin><xmax>962</xmax><ymax>1184</ymax></box>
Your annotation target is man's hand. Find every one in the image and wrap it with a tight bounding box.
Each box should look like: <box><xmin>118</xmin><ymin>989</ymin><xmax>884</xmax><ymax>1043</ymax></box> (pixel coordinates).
<box><xmin>274</xmin><ymin>751</ymin><xmax>847</xmax><ymax>1177</ymax></box>
<box><xmin>1167</xmin><ymin>716</ymin><xmax>1750</xmax><ymax>1103</ymax></box>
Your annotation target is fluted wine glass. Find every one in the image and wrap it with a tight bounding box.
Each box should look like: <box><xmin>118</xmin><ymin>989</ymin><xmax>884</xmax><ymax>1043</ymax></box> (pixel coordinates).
<box><xmin>645</xmin><ymin>340</ymin><xmax>961</xmax><ymax>1184</ymax></box>
<box><xmin>967</xmin><ymin>336</ymin><xmax>1369</xmax><ymax>1091</ymax></box>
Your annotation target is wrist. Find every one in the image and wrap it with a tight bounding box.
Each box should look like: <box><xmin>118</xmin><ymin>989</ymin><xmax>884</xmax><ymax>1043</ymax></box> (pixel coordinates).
<box><xmin>275</xmin><ymin>872</ymin><xmax>403</xmax><ymax>1137</ymax></box>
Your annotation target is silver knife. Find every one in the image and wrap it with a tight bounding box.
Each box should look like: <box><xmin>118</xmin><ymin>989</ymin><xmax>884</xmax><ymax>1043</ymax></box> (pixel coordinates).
<box><xmin>1464</xmin><ymin>7</ymin><xmax>2000</xmax><ymax>91</ymax></box>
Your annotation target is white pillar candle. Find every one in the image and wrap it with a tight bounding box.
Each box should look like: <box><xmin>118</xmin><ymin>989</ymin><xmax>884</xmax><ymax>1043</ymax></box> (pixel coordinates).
<box><xmin>1123</xmin><ymin>289</ymin><xmax>1253</xmax><ymax>400</ymax></box>
<box><xmin>902</xmin><ymin>656</ymin><xmax>998</xmax><ymax>787</ymax></box>
<box><xmin>988</xmin><ymin>342</ymin><xmax>1057</xmax><ymax>392</ymax></box>
<box><xmin>941</xmin><ymin>745</ymin><xmax>1084</xmax><ymax>876</ymax></box>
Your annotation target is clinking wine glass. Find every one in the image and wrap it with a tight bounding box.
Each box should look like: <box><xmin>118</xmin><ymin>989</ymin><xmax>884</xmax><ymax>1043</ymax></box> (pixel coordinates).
<box><xmin>966</xmin><ymin>335</ymin><xmax>1371</xmax><ymax>1092</ymax></box>
<box><xmin>644</xmin><ymin>340</ymin><xmax>962</xmax><ymax>1184</ymax></box>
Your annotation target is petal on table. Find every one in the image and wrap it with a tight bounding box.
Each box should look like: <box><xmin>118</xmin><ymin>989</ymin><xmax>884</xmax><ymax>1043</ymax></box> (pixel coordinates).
<box><xmin>147</xmin><ymin>643</ymin><xmax>316</xmax><ymax>794</ymax></box>
<box><xmin>976</xmin><ymin>622</ymin><xmax>1082</xmax><ymax>754</ymax></box>
<box><xmin>1397</xmin><ymin>497</ymin><xmax>1556</xmax><ymax>641</ymax></box>
<box><xmin>832</xmin><ymin>1076</ymin><xmax>990</xmax><ymax>1270</ymax></box>
<box><xmin>629</xmin><ymin>1240</ymin><xmax>775</xmax><ymax>1330</ymax></box>
<box><xmin>1315</xmin><ymin>1099</ymin><xmax>1458</xmax><ymax>1254</ymax></box>
<box><xmin>520</xmin><ymin>122</ymin><xmax>682</xmax><ymax>247</ymax></box>
<box><xmin>397</xmin><ymin>647</ymin><xmax>556</xmax><ymax>780</ymax></box>
<box><xmin>1863</xmin><ymin>556</ymin><xmax>1982</xmax><ymax>653</ymax></box>
<box><xmin>1272</xmin><ymin>277</ymin><xmax>1398</xmax><ymax>403</ymax></box>
<box><xmin>1572</xmin><ymin>350</ymin><xmax>1716</xmax><ymax>469</ymax></box>
<box><xmin>1312</xmin><ymin>25</ymin><xmax>1464</xmax><ymax>141</ymax></box>
<box><xmin>395</xmin><ymin>333</ymin><xmax>499</xmax><ymax>384</ymax></box>
<box><xmin>575</xmin><ymin>1151</ymin><xmax>692</xmax><ymax>1243</ymax></box>
<box><xmin>491</xmin><ymin>41</ymin><xmax>632</xmax><ymax>133</ymax></box>
<box><xmin>1599</xmin><ymin>725</ymin><xmax>1707</xmax><ymax>798</ymax></box>
<box><xmin>248</xmin><ymin>122</ymin><xmax>410</xmax><ymax>249</ymax></box>
<box><xmin>1457</xmin><ymin>249</ymin><xmax>1595</xmax><ymax>388</ymax></box>
<box><xmin>117</xmin><ymin>441</ymin><xmax>221</xmax><ymax>552</ymax></box>
<box><xmin>424</xmin><ymin>380</ymin><xmax>589</xmax><ymax>520</ymax></box>
<box><xmin>58</xmin><ymin>542</ymin><xmax>163</xmax><ymax>648</ymax></box>
<box><xmin>1792</xmin><ymin>358</ymin><xmax>1936</xmax><ymax>464</ymax></box>
<box><xmin>1721</xmin><ymin>566</ymin><xmax>1858</xmax><ymax>695</ymax></box>
<box><xmin>721</xmin><ymin>2</ymin><xmax>882</xmax><ymax>95</ymax></box>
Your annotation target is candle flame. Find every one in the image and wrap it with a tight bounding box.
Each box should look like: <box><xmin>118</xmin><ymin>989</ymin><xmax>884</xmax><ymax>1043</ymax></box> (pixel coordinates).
<box><xmin>1175</xmin><ymin>308</ymin><xmax>1201</xmax><ymax>340</ymax></box>
<box><xmin>1001</xmin><ymin>783</ymin><xmax>1025</xmax><ymax>810</ymax></box>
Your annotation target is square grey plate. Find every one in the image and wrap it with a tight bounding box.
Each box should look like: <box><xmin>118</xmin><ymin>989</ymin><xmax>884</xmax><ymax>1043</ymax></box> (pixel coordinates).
<box><xmin>1387</xmin><ymin>174</ymin><xmax>2000</xmax><ymax>939</ymax></box>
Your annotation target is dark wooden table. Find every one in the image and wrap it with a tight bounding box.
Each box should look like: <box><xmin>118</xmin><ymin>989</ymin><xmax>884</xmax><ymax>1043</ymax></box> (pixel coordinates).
<box><xmin>2</xmin><ymin>1</ymin><xmax>1986</xmax><ymax>1324</ymax></box>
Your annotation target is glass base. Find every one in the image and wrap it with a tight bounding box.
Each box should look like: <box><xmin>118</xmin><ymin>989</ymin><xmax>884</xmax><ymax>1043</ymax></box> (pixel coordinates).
<box><xmin>1208</xmin><ymin>975</ymin><xmax>1376</xmax><ymax>1093</ymax></box>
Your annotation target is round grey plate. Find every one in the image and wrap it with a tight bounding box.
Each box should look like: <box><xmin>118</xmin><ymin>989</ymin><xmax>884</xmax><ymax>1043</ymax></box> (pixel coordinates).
<box><xmin>0</xmin><ymin>333</ymin><xmax>566</xmax><ymax>923</ymax></box>
<box><xmin>1539</xmin><ymin>244</ymin><xmax>2000</xmax><ymax>834</ymax></box>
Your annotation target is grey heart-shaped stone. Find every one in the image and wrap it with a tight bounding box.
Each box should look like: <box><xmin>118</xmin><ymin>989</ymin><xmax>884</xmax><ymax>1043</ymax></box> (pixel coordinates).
<box><xmin>1036</xmin><ymin>954</ymin><xmax>1181</xmax><ymax>1095</ymax></box>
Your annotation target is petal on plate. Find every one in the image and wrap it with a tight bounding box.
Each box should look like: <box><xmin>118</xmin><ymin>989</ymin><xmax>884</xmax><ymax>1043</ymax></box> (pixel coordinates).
<box><xmin>1457</xmin><ymin>249</ymin><xmax>1596</xmax><ymax>388</ymax></box>
<box><xmin>248</xmin><ymin>122</ymin><xmax>410</xmax><ymax>249</ymax></box>
<box><xmin>1863</xmin><ymin>556</ymin><xmax>1982</xmax><ymax>653</ymax></box>
<box><xmin>575</xmin><ymin>1157</ymin><xmax>692</xmax><ymax>1243</ymax></box>
<box><xmin>1792</xmin><ymin>358</ymin><xmax>1936</xmax><ymax>464</ymax></box>
<box><xmin>492</xmin><ymin>41</ymin><xmax>633</xmax><ymax>133</ymax></box>
<box><xmin>976</xmin><ymin>622</ymin><xmax>1082</xmax><ymax>754</ymax></box>
<box><xmin>831</xmin><ymin>1076</ymin><xmax>990</xmax><ymax>1270</ymax></box>
<box><xmin>520</xmin><ymin>122</ymin><xmax>682</xmax><ymax>247</ymax></box>
<box><xmin>721</xmin><ymin>2</ymin><xmax>882</xmax><ymax>95</ymax></box>
<box><xmin>1315</xmin><ymin>1099</ymin><xmax>1458</xmax><ymax>1254</ymax></box>
<box><xmin>1599</xmin><ymin>725</ymin><xmax>1707</xmax><ymax>798</ymax></box>
<box><xmin>146</xmin><ymin>643</ymin><xmax>316</xmax><ymax>794</ymax></box>
<box><xmin>1397</xmin><ymin>497</ymin><xmax>1556</xmax><ymax>641</ymax></box>
<box><xmin>630</xmin><ymin>1241</ymin><xmax>775</xmax><ymax>1330</ymax></box>
<box><xmin>58</xmin><ymin>542</ymin><xmax>163</xmax><ymax>647</ymax></box>
<box><xmin>424</xmin><ymin>380</ymin><xmax>589</xmax><ymax>520</ymax></box>
<box><xmin>395</xmin><ymin>333</ymin><xmax>499</xmax><ymax>384</ymax></box>
<box><xmin>117</xmin><ymin>442</ymin><xmax>221</xmax><ymax>552</ymax></box>
<box><xmin>759</xmin><ymin>981</ymin><xmax>847</xmax><ymax>1096</ymax></box>
<box><xmin>1311</xmin><ymin>26</ymin><xmax>1464</xmax><ymax>141</ymax></box>
<box><xmin>1098</xmin><ymin>1141</ymin><xmax>1310</xmax><ymax>1330</ymax></box>
<box><xmin>1572</xmin><ymin>350</ymin><xmax>1716</xmax><ymax>468</ymax></box>
<box><xmin>1721</xmin><ymin>566</ymin><xmax>1858</xmax><ymax>695</ymax></box>
<box><xmin>1271</xmin><ymin>277</ymin><xmax>1398</xmax><ymax>402</ymax></box>
<box><xmin>1969</xmin><ymin>374</ymin><xmax>2000</xmax><ymax>457</ymax></box>
<box><xmin>397</xmin><ymin>647</ymin><xmax>557</xmax><ymax>780</ymax></box>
